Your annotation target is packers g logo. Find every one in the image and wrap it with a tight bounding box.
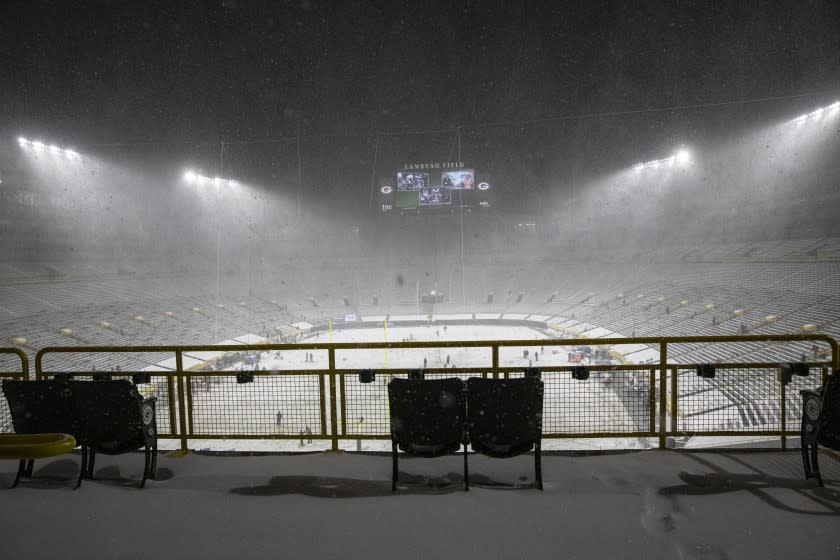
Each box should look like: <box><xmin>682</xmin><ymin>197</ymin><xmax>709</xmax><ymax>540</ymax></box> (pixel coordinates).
<box><xmin>142</xmin><ymin>404</ymin><xmax>154</xmax><ymax>425</ymax></box>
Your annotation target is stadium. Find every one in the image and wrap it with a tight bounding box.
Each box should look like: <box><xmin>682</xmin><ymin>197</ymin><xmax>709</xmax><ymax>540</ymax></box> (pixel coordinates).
<box><xmin>2</xmin><ymin>2</ymin><xmax>840</xmax><ymax>559</ymax></box>
<box><xmin>4</xmin><ymin>104</ymin><xmax>840</xmax><ymax>454</ymax></box>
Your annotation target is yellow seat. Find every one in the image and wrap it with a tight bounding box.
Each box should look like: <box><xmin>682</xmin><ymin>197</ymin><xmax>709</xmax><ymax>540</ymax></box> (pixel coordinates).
<box><xmin>0</xmin><ymin>433</ymin><xmax>77</xmax><ymax>460</ymax></box>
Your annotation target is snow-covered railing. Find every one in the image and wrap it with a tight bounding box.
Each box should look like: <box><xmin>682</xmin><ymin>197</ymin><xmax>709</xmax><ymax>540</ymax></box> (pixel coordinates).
<box><xmin>15</xmin><ymin>333</ymin><xmax>839</xmax><ymax>453</ymax></box>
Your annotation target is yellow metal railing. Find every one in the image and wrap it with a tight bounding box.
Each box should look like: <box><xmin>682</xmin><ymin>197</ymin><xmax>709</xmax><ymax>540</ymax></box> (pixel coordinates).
<box><xmin>0</xmin><ymin>348</ymin><xmax>30</xmax><ymax>432</ymax></box>
<box><xmin>17</xmin><ymin>334</ymin><xmax>838</xmax><ymax>452</ymax></box>
<box><xmin>0</xmin><ymin>348</ymin><xmax>28</xmax><ymax>379</ymax></box>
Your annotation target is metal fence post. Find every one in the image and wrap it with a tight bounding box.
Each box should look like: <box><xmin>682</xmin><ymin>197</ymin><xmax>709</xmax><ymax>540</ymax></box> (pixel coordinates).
<box><xmin>339</xmin><ymin>371</ymin><xmax>347</xmax><ymax>437</ymax></box>
<box><xmin>186</xmin><ymin>368</ymin><xmax>195</xmax><ymax>439</ymax></box>
<box><xmin>318</xmin><ymin>369</ymin><xmax>327</xmax><ymax>441</ymax></box>
<box><xmin>659</xmin><ymin>341</ymin><xmax>667</xmax><ymax>449</ymax></box>
<box><xmin>34</xmin><ymin>348</ymin><xmax>45</xmax><ymax>381</ymax></box>
<box><xmin>19</xmin><ymin>350</ymin><xmax>29</xmax><ymax>381</ymax></box>
<box><xmin>328</xmin><ymin>347</ymin><xmax>339</xmax><ymax>452</ymax></box>
<box><xmin>2</xmin><ymin>348</ymin><xmax>29</xmax><ymax>381</ymax></box>
<box><xmin>780</xmin><ymin>377</ymin><xmax>786</xmax><ymax>451</ymax></box>
<box><xmin>175</xmin><ymin>350</ymin><xmax>189</xmax><ymax>452</ymax></box>
<box><xmin>648</xmin><ymin>367</ymin><xmax>656</xmax><ymax>434</ymax></box>
<box><xmin>167</xmin><ymin>374</ymin><xmax>178</xmax><ymax>438</ymax></box>
<box><xmin>670</xmin><ymin>366</ymin><xmax>678</xmax><ymax>437</ymax></box>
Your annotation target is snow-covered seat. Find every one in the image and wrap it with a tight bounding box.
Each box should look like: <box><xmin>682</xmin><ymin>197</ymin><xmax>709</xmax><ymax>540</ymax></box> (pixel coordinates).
<box><xmin>466</xmin><ymin>376</ymin><xmax>544</xmax><ymax>490</ymax></box>
<box><xmin>2</xmin><ymin>378</ymin><xmax>158</xmax><ymax>489</ymax></box>
<box><xmin>801</xmin><ymin>370</ymin><xmax>840</xmax><ymax>486</ymax></box>
<box><xmin>388</xmin><ymin>377</ymin><xmax>468</xmax><ymax>491</ymax></box>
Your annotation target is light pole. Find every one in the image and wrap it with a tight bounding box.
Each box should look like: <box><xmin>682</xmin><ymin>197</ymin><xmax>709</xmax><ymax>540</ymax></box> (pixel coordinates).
<box><xmin>183</xmin><ymin>170</ymin><xmax>240</xmax><ymax>339</ymax></box>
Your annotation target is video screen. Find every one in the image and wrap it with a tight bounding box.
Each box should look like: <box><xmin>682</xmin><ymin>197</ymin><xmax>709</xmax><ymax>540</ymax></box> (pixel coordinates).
<box><xmin>441</xmin><ymin>169</ymin><xmax>474</xmax><ymax>190</ymax></box>
<box><xmin>419</xmin><ymin>187</ymin><xmax>451</xmax><ymax>206</ymax></box>
<box><xmin>379</xmin><ymin>166</ymin><xmax>485</xmax><ymax>213</ymax></box>
<box><xmin>396</xmin><ymin>172</ymin><xmax>429</xmax><ymax>191</ymax></box>
<box><xmin>394</xmin><ymin>190</ymin><xmax>418</xmax><ymax>209</ymax></box>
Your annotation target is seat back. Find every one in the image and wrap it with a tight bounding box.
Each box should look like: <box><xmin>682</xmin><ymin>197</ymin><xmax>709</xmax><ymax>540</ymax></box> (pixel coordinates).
<box><xmin>466</xmin><ymin>377</ymin><xmax>544</xmax><ymax>458</ymax></box>
<box><xmin>2</xmin><ymin>379</ymin><xmax>80</xmax><ymax>439</ymax></box>
<box><xmin>388</xmin><ymin>377</ymin><xmax>466</xmax><ymax>457</ymax></box>
<box><xmin>818</xmin><ymin>372</ymin><xmax>840</xmax><ymax>451</ymax></box>
<box><xmin>71</xmin><ymin>379</ymin><xmax>145</xmax><ymax>453</ymax></box>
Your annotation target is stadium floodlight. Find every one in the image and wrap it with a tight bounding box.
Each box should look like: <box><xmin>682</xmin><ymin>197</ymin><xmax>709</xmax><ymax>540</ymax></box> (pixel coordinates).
<box><xmin>792</xmin><ymin>100</ymin><xmax>840</xmax><ymax>125</ymax></box>
<box><xmin>633</xmin><ymin>147</ymin><xmax>691</xmax><ymax>172</ymax></box>
<box><xmin>18</xmin><ymin>136</ymin><xmax>83</xmax><ymax>160</ymax></box>
<box><xmin>183</xmin><ymin>169</ymin><xmax>240</xmax><ymax>188</ymax></box>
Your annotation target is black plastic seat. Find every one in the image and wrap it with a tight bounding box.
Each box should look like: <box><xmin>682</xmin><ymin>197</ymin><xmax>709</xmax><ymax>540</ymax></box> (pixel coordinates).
<box><xmin>71</xmin><ymin>379</ymin><xmax>158</xmax><ymax>488</ymax></box>
<box><xmin>801</xmin><ymin>371</ymin><xmax>840</xmax><ymax>486</ymax></box>
<box><xmin>2</xmin><ymin>379</ymin><xmax>81</xmax><ymax>487</ymax></box>
<box><xmin>466</xmin><ymin>377</ymin><xmax>544</xmax><ymax>490</ymax></box>
<box><xmin>388</xmin><ymin>377</ymin><xmax>467</xmax><ymax>491</ymax></box>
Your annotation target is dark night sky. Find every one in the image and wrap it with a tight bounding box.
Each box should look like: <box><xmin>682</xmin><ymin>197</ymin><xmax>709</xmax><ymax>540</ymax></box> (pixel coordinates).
<box><xmin>2</xmin><ymin>1</ymin><xmax>839</xmax><ymax>141</ymax></box>
<box><xmin>0</xmin><ymin>0</ymin><xmax>838</xmax><ymax>268</ymax></box>
<box><xmin>1</xmin><ymin>0</ymin><xmax>839</xmax><ymax>215</ymax></box>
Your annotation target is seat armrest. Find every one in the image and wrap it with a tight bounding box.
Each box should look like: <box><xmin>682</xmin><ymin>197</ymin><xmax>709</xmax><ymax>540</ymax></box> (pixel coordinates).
<box><xmin>140</xmin><ymin>398</ymin><xmax>157</xmax><ymax>445</ymax></box>
<box><xmin>800</xmin><ymin>388</ymin><xmax>822</xmax><ymax>398</ymax></box>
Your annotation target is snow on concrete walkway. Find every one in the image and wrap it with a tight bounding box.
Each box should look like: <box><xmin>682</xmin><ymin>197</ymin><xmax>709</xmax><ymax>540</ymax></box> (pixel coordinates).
<box><xmin>2</xmin><ymin>449</ymin><xmax>839</xmax><ymax>559</ymax></box>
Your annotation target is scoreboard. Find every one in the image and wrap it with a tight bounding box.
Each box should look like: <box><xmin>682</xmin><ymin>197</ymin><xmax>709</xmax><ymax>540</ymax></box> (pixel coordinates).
<box><xmin>378</xmin><ymin>162</ymin><xmax>491</xmax><ymax>214</ymax></box>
